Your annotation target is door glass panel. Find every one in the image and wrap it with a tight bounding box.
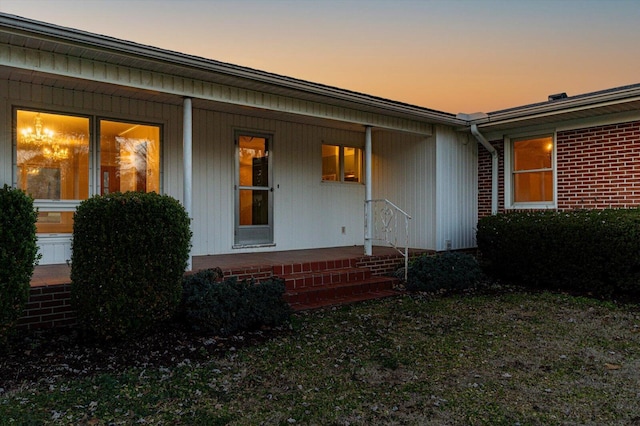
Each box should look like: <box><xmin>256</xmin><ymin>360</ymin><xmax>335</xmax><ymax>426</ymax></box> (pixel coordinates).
<box><xmin>239</xmin><ymin>136</ymin><xmax>268</xmax><ymax>187</ymax></box>
<box><xmin>239</xmin><ymin>189</ymin><xmax>269</xmax><ymax>225</ymax></box>
<box><xmin>100</xmin><ymin>120</ymin><xmax>161</xmax><ymax>194</ymax></box>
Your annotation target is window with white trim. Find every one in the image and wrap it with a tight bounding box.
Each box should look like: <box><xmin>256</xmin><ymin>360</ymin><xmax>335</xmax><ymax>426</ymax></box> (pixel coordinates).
<box><xmin>506</xmin><ymin>134</ymin><xmax>555</xmax><ymax>207</ymax></box>
<box><xmin>15</xmin><ymin>108</ymin><xmax>161</xmax><ymax>234</ymax></box>
<box><xmin>321</xmin><ymin>144</ymin><xmax>363</xmax><ymax>183</ymax></box>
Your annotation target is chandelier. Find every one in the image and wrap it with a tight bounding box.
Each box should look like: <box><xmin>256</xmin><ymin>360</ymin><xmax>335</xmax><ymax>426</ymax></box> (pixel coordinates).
<box><xmin>42</xmin><ymin>144</ymin><xmax>69</xmax><ymax>161</ymax></box>
<box><xmin>20</xmin><ymin>113</ymin><xmax>55</xmax><ymax>146</ymax></box>
<box><xmin>20</xmin><ymin>113</ymin><xmax>69</xmax><ymax>161</ymax></box>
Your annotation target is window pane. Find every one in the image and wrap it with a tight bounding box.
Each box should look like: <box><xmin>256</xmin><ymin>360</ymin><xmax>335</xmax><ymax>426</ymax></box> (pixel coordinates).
<box><xmin>514</xmin><ymin>171</ymin><xmax>553</xmax><ymax>202</ymax></box>
<box><xmin>513</xmin><ymin>136</ymin><xmax>553</xmax><ymax>171</ymax></box>
<box><xmin>322</xmin><ymin>144</ymin><xmax>339</xmax><ymax>181</ymax></box>
<box><xmin>239</xmin><ymin>189</ymin><xmax>269</xmax><ymax>225</ymax></box>
<box><xmin>17</xmin><ymin>110</ymin><xmax>89</xmax><ymax>234</ymax></box>
<box><xmin>344</xmin><ymin>147</ymin><xmax>363</xmax><ymax>182</ymax></box>
<box><xmin>36</xmin><ymin>211</ymin><xmax>75</xmax><ymax>234</ymax></box>
<box><xmin>17</xmin><ymin>110</ymin><xmax>89</xmax><ymax>201</ymax></box>
<box><xmin>100</xmin><ymin>120</ymin><xmax>161</xmax><ymax>194</ymax></box>
<box><xmin>239</xmin><ymin>136</ymin><xmax>268</xmax><ymax>187</ymax></box>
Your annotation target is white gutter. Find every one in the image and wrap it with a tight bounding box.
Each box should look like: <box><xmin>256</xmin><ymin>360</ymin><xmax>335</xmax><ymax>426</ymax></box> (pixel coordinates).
<box><xmin>470</xmin><ymin>124</ymin><xmax>498</xmax><ymax>215</ymax></box>
<box><xmin>474</xmin><ymin>87</ymin><xmax>640</xmax><ymax>128</ymax></box>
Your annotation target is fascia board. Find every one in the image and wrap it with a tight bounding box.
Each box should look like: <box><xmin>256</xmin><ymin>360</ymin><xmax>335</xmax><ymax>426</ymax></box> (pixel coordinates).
<box><xmin>474</xmin><ymin>89</ymin><xmax>640</xmax><ymax>129</ymax></box>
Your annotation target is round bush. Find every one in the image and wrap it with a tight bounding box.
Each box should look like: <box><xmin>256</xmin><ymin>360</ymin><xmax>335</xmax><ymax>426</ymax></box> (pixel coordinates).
<box><xmin>406</xmin><ymin>252</ymin><xmax>482</xmax><ymax>293</ymax></box>
<box><xmin>0</xmin><ymin>185</ymin><xmax>39</xmax><ymax>340</ymax></box>
<box><xmin>71</xmin><ymin>192</ymin><xmax>191</xmax><ymax>339</ymax></box>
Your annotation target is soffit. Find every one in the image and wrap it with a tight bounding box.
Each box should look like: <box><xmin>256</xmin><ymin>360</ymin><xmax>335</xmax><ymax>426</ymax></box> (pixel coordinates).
<box><xmin>0</xmin><ymin>66</ymin><xmax>369</xmax><ymax>132</ymax></box>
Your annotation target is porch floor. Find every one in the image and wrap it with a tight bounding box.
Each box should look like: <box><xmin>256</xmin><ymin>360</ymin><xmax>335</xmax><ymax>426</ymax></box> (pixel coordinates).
<box><xmin>32</xmin><ymin>245</ymin><xmax>416</xmax><ymax>287</ymax></box>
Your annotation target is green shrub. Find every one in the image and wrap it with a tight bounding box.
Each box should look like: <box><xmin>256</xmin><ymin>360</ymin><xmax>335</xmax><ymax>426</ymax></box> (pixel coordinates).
<box><xmin>0</xmin><ymin>185</ymin><xmax>39</xmax><ymax>340</ymax></box>
<box><xmin>71</xmin><ymin>192</ymin><xmax>192</xmax><ymax>340</ymax></box>
<box><xmin>476</xmin><ymin>209</ymin><xmax>640</xmax><ymax>297</ymax></box>
<box><xmin>406</xmin><ymin>252</ymin><xmax>482</xmax><ymax>293</ymax></box>
<box><xmin>181</xmin><ymin>269</ymin><xmax>290</xmax><ymax>335</ymax></box>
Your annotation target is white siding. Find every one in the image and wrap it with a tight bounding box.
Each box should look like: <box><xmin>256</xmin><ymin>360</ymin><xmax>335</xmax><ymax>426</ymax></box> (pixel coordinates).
<box><xmin>371</xmin><ymin>131</ymin><xmax>437</xmax><ymax>250</ymax></box>
<box><xmin>190</xmin><ymin>110</ymin><xmax>366</xmax><ymax>255</ymax></box>
<box><xmin>1</xmin><ymin>79</ymin><xmax>468</xmax><ymax>264</ymax></box>
<box><xmin>434</xmin><ymin>125</ymin><xmax>478</xmax><ymax>250</ymax></box>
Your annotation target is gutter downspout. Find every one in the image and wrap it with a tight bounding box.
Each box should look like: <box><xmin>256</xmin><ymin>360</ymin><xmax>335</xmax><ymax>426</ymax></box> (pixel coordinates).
<box><xmin>470</xmin><ymin>124</ymin><xmax>498</xmax><ymax>215</ymax></box>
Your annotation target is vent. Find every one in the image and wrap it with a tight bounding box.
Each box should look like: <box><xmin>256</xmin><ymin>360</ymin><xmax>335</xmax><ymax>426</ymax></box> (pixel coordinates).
<box><xmin>548</xmin><ymin>92</ymin><xmax>568</xmax><ymax>101</ymax></box>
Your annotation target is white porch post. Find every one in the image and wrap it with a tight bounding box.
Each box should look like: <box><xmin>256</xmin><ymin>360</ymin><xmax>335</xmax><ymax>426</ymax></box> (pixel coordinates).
<box><xmin>183</xmin><ymin>97</ymin><xmax>193</xmax><ymax>271</ymax></box>
<box><xmin>364</xmin><ymin>126</ymin><xmax>373</xmax><ymax>256</ymax></box>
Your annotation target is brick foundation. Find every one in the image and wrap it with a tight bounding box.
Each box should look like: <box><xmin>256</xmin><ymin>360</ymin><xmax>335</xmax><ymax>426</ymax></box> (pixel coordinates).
<box><xmin>18</xmin><ymin>250</ymin><xmax>429</xmax><ymax>330</ymax></box>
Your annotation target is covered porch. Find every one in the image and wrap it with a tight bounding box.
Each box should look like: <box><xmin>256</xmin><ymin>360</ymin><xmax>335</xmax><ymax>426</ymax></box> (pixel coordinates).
<box><xmin>24</xmin><ymin>246</ymin><xmax>432</xmax><ymax>330</ymax></box>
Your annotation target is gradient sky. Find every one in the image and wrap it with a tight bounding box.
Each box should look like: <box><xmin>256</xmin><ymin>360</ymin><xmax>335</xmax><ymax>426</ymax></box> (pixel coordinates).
<box><xmin>1</xmin><ymin>0</ymin><xmax>638</xmax><ymax>114</ymax></box>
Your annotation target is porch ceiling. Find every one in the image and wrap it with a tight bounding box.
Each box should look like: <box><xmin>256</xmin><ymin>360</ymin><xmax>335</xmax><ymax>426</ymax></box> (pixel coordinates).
<box><xmin>1</xmin><ymin>66</ymin><xmax>372</xmax><ymax>132</ymax></box>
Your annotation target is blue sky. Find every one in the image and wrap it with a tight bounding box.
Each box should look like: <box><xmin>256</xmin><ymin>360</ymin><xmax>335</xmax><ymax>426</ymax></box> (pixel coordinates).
<box><xmin>1</xmin><ymin>0</ymin><xmax>638</xmax><ymax>113</ymax></box>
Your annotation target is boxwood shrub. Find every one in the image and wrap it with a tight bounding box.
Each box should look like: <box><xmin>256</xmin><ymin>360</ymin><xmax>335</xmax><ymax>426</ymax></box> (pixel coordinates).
<box><xmin>0</xmin><ymin>185</ymin><xmax>39</xmax><ymax>340</ymax></box>
<box><xmin>71</xmin><ymin>192</ymin><xmax>191</xmax><ymax>340</ymax></box>
<box><xmin>181</xmin><ymin>268</ymin><xmax>291</xmax><ymax>335</ymax></box>
<box><xmin>477</xmin><ymin>209</ymin><xmax>640</xmax><ymax>297</ymax></box>
<box><xmin>406</xmin><ymin>252</ymin><xmax>482</xmax><ymax>293</ymax></box>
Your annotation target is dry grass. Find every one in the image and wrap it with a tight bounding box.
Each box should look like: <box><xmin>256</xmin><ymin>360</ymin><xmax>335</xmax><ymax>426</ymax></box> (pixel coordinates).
<box><xmin>1</xmin><ymin>290</ymin><xmax>640</xmax><ymax>425</ymax></box>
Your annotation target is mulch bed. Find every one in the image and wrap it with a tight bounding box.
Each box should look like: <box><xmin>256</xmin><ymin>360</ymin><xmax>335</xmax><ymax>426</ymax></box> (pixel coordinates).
<box><xmin>0</xmin><ymin>322</ymin><xmax>286</xmax><ymax>393</ymax></box>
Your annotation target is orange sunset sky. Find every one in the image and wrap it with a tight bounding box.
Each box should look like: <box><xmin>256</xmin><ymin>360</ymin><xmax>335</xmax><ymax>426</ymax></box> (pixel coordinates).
<box><xmin>1</xmin><ymin>0</ymin><xmax>638</xmax><ymax>114</ymax></box>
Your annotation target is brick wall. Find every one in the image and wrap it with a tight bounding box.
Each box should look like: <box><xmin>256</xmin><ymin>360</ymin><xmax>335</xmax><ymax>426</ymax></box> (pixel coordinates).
<box><xmin>477</xmin><ymin>120</ymin><xmax>640</xmax><ymax>217</ymax></box>
<box><xmin>556</xmin><ymin>121</ymin><xmax>640</xmax><ymax>209</ymax></box>
<box><xmin>17</xmin><ymin>284</ymin><xmax>75</xmax><ymax>330</ymax></box>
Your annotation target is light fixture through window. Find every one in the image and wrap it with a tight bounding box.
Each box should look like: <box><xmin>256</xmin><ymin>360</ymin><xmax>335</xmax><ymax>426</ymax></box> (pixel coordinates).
<box><xmin>20</xmin><ymin>113</ymin><xmax>55</xmax><ymax>146</ymax></box>
<box><xmin>19</xmin><ymin>113</ymin><xmax>70</xmax><ymax>160</ymax></box>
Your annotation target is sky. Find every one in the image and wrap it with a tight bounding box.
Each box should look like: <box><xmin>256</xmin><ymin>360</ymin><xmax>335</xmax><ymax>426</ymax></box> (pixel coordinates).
<box><xmin>0</xmin><ymin>0</ymin><xmax>638</xmax><ymax>114</ymax></box>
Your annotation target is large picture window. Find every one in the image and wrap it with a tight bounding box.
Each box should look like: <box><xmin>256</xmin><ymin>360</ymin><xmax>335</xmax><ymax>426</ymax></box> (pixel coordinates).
<box><xmin>322</xmin><ymin>144</ymin><xmax>363</xmax><ymax>183</ymax></box>
<box><xmin>510</xmin><ymin>135</ymin><xmax>554</xmax><ymax>205</ymax></box>
<box><xmin>15</xmin><ymin>109</ymin><xmax>162</xmax><ymax>234</ymax></box>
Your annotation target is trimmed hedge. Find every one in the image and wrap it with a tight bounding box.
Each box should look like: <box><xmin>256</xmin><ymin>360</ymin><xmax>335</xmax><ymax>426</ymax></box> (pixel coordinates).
<box><xmin>71</xmin><ymin>192</ymin><xmax>192</xmax><ymax>340</ymax></box>
<box><xmin>0</xmin><ymin>185</ymin><xmax>39</xmax><ymax>340</ymax></box>
<box><xmin>406</xmin><ymin>252</ymin><xmax>482</xmax><ymax>293</ymax></box>
<box><xmin>477</xmin><ymin>209</ymin><xmax>640</xmax><ymax>297</ymax></box>
<box><xmin>181</xmin><ymin>268</ymin><xmax>291</xmax><ymax>335</ymax></box>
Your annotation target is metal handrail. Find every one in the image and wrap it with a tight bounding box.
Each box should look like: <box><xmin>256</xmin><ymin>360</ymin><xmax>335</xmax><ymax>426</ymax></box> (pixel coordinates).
<box><xmin>365</xmin><ymin>199</ymin><xmax>412</xmax><ymax>281</ymax></box>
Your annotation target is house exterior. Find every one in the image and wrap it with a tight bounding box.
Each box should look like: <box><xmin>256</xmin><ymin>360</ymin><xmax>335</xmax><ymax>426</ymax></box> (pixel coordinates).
<box><xmin>1</xmin><ymin>13</ymin><xmax>639</xmax><ymax>270</ymax></box>
<box><xmin>471</xmin><ymin>85</ymin><xmax>640</xmax><ymax>217</ymax></box>
<box><xmin>0</xmin><ymin>13</ymin><xmax>478</xmax><ymax>267</ymax></box>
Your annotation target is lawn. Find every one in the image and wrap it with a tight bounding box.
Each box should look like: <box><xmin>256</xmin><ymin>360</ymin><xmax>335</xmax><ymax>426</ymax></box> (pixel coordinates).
<box><xmin>1</xmin><ymin>290</ymin><xmax>640</xmax><ymax>425</ymax></box>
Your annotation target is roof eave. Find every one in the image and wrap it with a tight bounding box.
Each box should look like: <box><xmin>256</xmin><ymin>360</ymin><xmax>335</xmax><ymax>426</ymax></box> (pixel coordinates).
<box><xmin>474</xmin><ymin>86</ymin><xmax>640</xmax><ymax>129</ymax></box>
<box><xmin>0</xmin><ymin>13</ymin><xmax>465</xmax><ymax>127</ymax></box>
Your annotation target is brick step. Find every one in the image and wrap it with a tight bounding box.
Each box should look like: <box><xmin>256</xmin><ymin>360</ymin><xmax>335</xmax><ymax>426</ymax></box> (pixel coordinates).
<box><xmin>272</xmin><ymin>258</ymin><xmax>356</xmax><ymax>276</ymax></box>
<box><xmin>280</xmin><ymin>267</ymin><xmax>372</xmax><ymax>291</ymax></box>
<box><xmin>284</xmin><ymin>276</ymin><xmax>398</xmax><ymax>307</ymax></box>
